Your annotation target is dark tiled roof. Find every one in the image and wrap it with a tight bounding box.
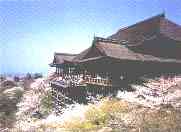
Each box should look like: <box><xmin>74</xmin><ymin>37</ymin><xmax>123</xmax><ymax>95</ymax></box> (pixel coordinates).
<box><xmin>73</xmin><ymin>47</ymin><xmax>92</xmax><ymax>62</ymax></box>
<box><xmin>96</xmin><ymin>41</ymin><xmax>181</xmax><ymax>63</ymax></box>
<box><xmin>160</xmin><ymin>18</ymin><xmax>181</xmax><ymax>41</ymax></box>
<box><xmin>51</xmin><ymin>53</ymin><xmax>77</xmax><ymax>66</ymax></box>
<box><xmin>78</xmin><ymin>40</ymin><xmax>181</xmax><ymax>64</ymax></box>
<box><xmin>78</xmin><ymin>56</ymin><xmax>104</xmax><ymax>63</ymax></box>
<box><xmin>108</xmin><ymin>14</ymin><xmax>181</xmax><ymax>45</ymax></box>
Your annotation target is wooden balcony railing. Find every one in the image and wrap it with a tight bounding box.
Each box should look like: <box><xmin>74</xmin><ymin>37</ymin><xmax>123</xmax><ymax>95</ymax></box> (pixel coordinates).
<box><xmin>85</xmin><ymin>77</ymin><xmax>112</xmax><ymax>86</ymax></box>
<box><xmin>51</xmin><ymin>74</ymin><xmax>114</xmax><ymax>87</ymax></box>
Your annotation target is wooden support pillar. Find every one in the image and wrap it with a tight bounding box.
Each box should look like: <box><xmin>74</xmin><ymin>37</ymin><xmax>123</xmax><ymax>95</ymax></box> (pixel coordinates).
<box><xmin>57</xmin><ymin>68</ymin><xmax>59</xmax><ymax>75</ymax></box>
<box><xmin>83</xmin><ymin>70</ymin><xmax>85</xmax><ymax>80</ymax></box>
<box><xmin>56</xmin><ymin>68</ymin><xmax>58</xmax><ymax>74</ymax></box>
<box><xmin>59</xmin><ymin>68</ymin><xmax>61</xmax><ymax>75</ymax></box>
<box><xmin>69</xmin><ymin>67</ymin><xmax>71</xmax><ymax>75</ymax></box>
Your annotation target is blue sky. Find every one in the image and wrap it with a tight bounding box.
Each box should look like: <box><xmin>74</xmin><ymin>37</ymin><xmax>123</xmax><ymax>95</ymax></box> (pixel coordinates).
<box><xmin>0</xmin><ymin>0</ymin><xmax>181</xmax><ymax>74</ymax></box>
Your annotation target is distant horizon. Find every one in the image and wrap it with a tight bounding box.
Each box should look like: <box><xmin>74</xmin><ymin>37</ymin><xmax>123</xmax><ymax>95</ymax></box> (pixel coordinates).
<box><xmin>0</xmin><ymin>71</ymin><xmax>46</xmax><ymax>76</ymax></box>
<box><xmin>0</xmin><ymin>67</ymin><xmax>56</xmax><ymax>76</ymax></box>
<box><xmin>0</xmin><ymin>66</ymin><xmax>49</xmax><ymax>76</ymax></box>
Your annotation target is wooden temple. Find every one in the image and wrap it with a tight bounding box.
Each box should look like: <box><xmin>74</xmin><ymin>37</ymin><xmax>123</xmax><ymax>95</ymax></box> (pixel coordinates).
<box><xmin>50</xmin><ymin>13</ymin><xmax>181</xmax><ymax>105</ymax></box>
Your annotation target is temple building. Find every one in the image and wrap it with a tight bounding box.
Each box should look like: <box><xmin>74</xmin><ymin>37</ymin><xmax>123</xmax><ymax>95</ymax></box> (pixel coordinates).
<box><xmin>50</xmin><ymin>14</ymin><xmax>181</xmax><ymax>102</ymax></box>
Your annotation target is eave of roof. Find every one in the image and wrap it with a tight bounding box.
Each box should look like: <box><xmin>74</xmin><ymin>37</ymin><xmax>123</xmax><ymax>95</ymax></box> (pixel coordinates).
<box><xmin>52</xmin><ymin>52</ymin><xmax>77</xmax><ymax>65</ymax></box>
<box><xmin>79</xmin><ymin>40</ymin><xmax>181</xmax><ymax>64</ymax></box>
<box><xmin>54</xmin><ymin>52</ymin><xmax>77</xmax><ymax>56</ymax></box>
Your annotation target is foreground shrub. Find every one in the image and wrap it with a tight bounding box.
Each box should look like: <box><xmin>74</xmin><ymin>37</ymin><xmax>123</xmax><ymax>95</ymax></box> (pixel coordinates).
<box><xmin>84</xmin><ymin>104</ymin><xmax>108</xmax><ymax>126</ymax></box>
<box><xmin>0</xmin><ymin>112</ymin><xmax>16</xmax><ymax>128</ymax></box>
<box><xmin>99</xmin><ymin>98</ymin><xmax>129</xmax><ymax>114</ymax></box>
<box><xmin>0</xmin><ymin>87</ymin><xmax>24</xmax><ymax>128</ymax></box>
<box><xmin>38</xmin><ymin>98</ymin><xmax>130</xmax><ymax>131</ymax></box>
<box><xmin>40</xmin><ymin>89</ymin><xmax>53</xmax><ymax>116</ymax></box>
<box><xmin>84</xmin><ymin>98</ymin><xmax>129</xmax><ymax>127</ymax></box>
<box><xmin>138</xmin><ymin>106</ymin><xmax>181</xmax><ymax>132</ymax></box>
<box><xmin>37</xmin><ymin>97</ymin><xmax>181</xmax><ymax>132</ymax></box>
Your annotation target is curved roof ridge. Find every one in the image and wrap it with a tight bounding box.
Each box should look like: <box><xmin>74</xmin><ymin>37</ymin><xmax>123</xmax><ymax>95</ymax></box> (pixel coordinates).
<box><xmin>108</xmin><ymin>13</ymin><xmax>165</xmax><ymax>39</ymax></box>
<box><xmin>54</xmin><ymin>52</ymin><xmax>77</xmax><ymax>56</ymax></box>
